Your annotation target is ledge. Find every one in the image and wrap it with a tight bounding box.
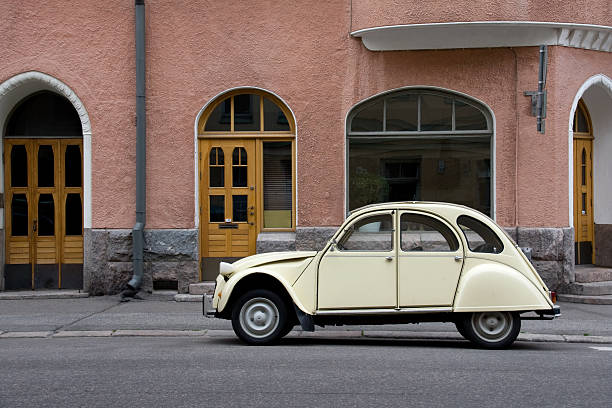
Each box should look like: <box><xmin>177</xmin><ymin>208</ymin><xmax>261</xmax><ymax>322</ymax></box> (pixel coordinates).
<box><xmin>351</xmin><ymin>21</ymin><xmax>612</xmax><ymax>52</ymax></box>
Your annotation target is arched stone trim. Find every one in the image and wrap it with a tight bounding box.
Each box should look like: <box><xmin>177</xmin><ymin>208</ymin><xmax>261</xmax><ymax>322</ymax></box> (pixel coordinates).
<box><xmin>568</xmin><ymin>74</ymin><xmax>612</xmax><ymax>224</ymax></box>
<box><xmin>193</xmin><ymin>86</ymin><xmax>299</xmax><ymax>228</ymax></box>
<box><xmin>0</xmin><ymin>71</ymin><xmax>92</xmax><ymax>229</ymax></box>
<box><xmin>343</xmin><ymin>85</ymin><xmax>497</xmax><ymax>220</ymax></box>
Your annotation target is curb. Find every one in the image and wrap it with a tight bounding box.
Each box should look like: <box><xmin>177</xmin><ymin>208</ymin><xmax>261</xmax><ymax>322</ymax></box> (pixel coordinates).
<box><xmin>0</xmin><ymin>291</ymin><xmax>89</xmax><ymax>300</ymax></box>
<box><xmin>1</xmin><ymin>329</ymin><xmax>610</xmax><ymax>344</ymax></box>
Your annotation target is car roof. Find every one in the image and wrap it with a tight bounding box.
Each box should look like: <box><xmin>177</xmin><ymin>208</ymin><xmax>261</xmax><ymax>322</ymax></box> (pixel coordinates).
<box><xmin>348</xmin><ymin>201</ymin><xmax>493</xmax><ymax>224</ymax></box>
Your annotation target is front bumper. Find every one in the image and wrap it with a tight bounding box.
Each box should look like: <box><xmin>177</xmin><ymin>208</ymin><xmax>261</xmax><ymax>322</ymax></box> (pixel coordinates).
<box><xmin>203</xmin><ymin>294</ymin><xmax>216</xmax><ymax>318</ymax></box>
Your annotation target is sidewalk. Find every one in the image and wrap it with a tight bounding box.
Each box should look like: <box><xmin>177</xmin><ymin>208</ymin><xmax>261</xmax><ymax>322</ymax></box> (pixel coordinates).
<box><xmin>1</xmin><ymin>296</ymin><xmax>611</xmax><ymax>344</ymax></box>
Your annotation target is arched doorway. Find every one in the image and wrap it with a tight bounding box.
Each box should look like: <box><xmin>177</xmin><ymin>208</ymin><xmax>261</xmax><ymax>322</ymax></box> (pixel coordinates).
<box><xmin>3</xmin><ymin>91</ymin><xmax>84</xmax><ymax>289</ymax></box>
<box><xmin>346</xmin><ymin>88</ymin><xmax>493</xmax><ymax>216</ymax></box>
<box><xmin>571</xmin><ymin>75</ymin><xmax>612</xmax><ymax>268</ymax></box>
<box><xmin>572</xmin><ymin>100</ymin><xmax>593</xmax><ymax>264</ymax></box>
<box><xmin>197</xmin><ymin>89</ymin><xmax>296</xmax><ymax>280</ymax></box>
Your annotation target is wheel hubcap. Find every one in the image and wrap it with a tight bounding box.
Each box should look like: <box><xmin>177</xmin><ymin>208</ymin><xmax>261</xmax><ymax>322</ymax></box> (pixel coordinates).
<box><xmin>471</xmin><ymin>312</ymin><xmax>512</xmax><ymax>342</ymax></box>
<box><xmin>239</xmin><ymin>297</ymin><xmax>279</xmax><ymax>339</ymax></box>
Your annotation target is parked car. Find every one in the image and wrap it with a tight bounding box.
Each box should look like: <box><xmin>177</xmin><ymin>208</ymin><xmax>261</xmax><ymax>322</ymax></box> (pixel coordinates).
<box><xmin>204</xmin><ymin>202</ymin><xmax>560</xmax><ymax>348</ymax></box>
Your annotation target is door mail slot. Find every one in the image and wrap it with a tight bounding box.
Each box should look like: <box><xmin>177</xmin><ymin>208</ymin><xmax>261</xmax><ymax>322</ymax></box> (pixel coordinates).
<box><xmin>219</xmin><ymin>223</ymin><xmax>238</xmax><ymax>229</ymax></box>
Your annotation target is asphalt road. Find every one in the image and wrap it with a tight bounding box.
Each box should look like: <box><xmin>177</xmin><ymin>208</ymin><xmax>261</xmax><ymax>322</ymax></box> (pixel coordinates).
<box><xmin>1</xmin><ymin>336</ymin><xmax>610</xmax><ymax>408</ymax></box>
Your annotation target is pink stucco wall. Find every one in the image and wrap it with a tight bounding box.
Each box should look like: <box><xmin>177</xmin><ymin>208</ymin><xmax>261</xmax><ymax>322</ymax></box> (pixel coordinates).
<box><xmin>1</xmin><ymin>0</ymin><xmax>137</xmax><ymax>228</ymax></box>
<box><xmin>1</xmin><ymin>1</ymin><xmax>610</xmax><ymax>230</ymax></box>
<box><xmin>351</xmin><ymin>0</ymin><xmax>612</xmax><ymax>31</ymax></box>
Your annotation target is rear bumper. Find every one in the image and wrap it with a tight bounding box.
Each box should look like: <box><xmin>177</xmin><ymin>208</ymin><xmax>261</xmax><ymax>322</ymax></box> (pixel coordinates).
<box><xmin>203</xmin><ymin>294</ymin><xmax>216</xmax><ymax>318</ymax></box>
<box><xmin>522</xmin><ymin>305</ymin><xmax>561</xmax><ymax>320</ymax></box>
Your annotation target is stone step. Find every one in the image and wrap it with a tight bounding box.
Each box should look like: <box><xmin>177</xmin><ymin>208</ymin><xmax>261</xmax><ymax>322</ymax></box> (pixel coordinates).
<box><xmin>557</xmin><ymin>293</ymin><xmax>612</xmax><ymax>305</ymax></box>
<box><xmin>148</xmin><ymin>290</ymin><xmax>179</xmax><ymax>301</ymax></box>
<box><xmin>189</xmin><ymin>282</ymin><xmax>215</xmax><ymax>295</ymax></box>
<box><xmin>567</xmin><ymin>281</ymin><xmax>612</xmax><ymax>296</ymax></box>
<box><xmin>575</xmin><ymin>267</ymin><xmax>612</xmax><ymax>283</ymax></box>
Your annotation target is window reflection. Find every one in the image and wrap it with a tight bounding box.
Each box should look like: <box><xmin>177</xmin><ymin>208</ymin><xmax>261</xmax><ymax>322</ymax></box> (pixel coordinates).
<box><xmin>38</xmin><ymin>194</ymin><xmax>55</xmax><ymax>236</ymax></box>
<box><xmin>11</xmin><ymin>194</ymin><xmax>28</xmax><ymax>236</ymax></box>
<box><xmin>65</xmin><ymin>194</ymin><xmax>82</xmax><ymax>236</ymax></box>
<box><xmin>11</xmin><ymin>145</ymin><xmax>28</xmax><ymax>187</ymax></box>
<box><xmin>65</xmin><ymin>145</ymin><xmax>82</xmax><ymax>187</ymax></box>
<box><xmin>349</xmin><ymin>138</ymin><xmax>491</xmax><ymax>215</ymax></box>
<box><xmin>38</xmin><ymin>145</ymin><xmax>54</xmax><ymax>187</ymax></box>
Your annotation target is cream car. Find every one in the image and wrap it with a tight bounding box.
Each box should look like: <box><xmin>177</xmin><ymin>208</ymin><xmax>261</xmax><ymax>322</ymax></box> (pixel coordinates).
<box><xmin>204</xmin><ymin>202</ymin><xmax>560</xmax><ymax>348</ymax></box>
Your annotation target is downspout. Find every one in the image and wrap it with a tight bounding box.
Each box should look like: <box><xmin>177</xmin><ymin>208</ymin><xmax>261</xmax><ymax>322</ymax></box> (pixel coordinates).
<box><xmin>125</xmin><ymin>0</ymin><xmax>146</xmax><ymax>294</ymax></box>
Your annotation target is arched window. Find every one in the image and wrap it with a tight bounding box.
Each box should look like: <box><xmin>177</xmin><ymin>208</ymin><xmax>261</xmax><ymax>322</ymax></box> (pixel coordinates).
<box><xmin>347</xmin><ymin>89</ymin><xmax>492</xmax><ymax>215</ymax></box>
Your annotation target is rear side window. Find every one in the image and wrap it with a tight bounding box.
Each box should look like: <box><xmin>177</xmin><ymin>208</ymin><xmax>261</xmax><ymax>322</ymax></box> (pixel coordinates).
<box><xmin>457</xmin><ymin>215</ymin><xmax>504</xmax><ymax>254</ymax></box>
<box><xmin>400</xmin><ymin>213</ymin><xmax>459</xmax><ymax>252</ymax></box>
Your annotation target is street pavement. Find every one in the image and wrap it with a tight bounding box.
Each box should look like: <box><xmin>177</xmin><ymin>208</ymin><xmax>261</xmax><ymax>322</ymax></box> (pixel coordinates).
<box><xmin>1</xmin><ymin>336</ymin><xmax>610</xmax><ymax>408</ymax></box>
<box><xmin>0</xmin><ymin>297</ymin><xmax>611</xmax><ymax>343</ymax></box>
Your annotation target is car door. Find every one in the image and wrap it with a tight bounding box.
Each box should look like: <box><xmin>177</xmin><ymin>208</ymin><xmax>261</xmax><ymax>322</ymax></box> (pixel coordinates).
<box><xmin>317</xmin><ymin>211</ymin><xmax>396</xmax><ymax>310</ymax></box>
<box><xmin>397</xmin><ymin>211</ymin><xmax>464</xmax><ymax>307</ymax></box>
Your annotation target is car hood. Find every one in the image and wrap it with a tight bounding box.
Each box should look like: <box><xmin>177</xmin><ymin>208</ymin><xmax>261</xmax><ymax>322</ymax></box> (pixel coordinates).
<box><xmin>220</xmin><ymin>251</ymin><xmax>317</xmax><ymax>277</ymax></box>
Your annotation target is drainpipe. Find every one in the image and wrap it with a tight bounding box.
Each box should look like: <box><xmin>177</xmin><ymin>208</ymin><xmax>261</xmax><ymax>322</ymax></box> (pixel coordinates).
<box><xmin>124</xmin><ymin>0</ymin><xmax>146</xmax><ymax>295</ymax></box>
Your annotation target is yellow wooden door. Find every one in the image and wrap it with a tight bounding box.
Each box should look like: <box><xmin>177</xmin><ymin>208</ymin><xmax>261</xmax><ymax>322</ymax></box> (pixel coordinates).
<box><xmin>573</xmin><ymin>138</ymin><xmax>594</xmax><ymax>264</ymax></box>
<box><xmin>4</xmin><ymin>139</ymin><xmax>83</xmax><ymax>289</ymax></box>
<box><xmin>200</xmin><ymin>139</ymin><xmax>257</xmax><ymax>280</ymax></box>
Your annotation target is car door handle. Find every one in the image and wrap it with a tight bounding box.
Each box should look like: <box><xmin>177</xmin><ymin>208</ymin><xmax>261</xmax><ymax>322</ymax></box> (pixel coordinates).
<box><xmin>454</xmin><ymin>255</ymin><xmax>463</xmax><ymax>262</ymax></box>
<box><xmin>385</xmin><ymin>256</ymin><xmax>393</xmax><ymax>261</ymax></box>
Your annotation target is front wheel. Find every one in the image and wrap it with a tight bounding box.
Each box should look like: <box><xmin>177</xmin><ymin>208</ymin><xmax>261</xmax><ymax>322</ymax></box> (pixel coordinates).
<box><xmin>231</xmin><ymin>289</ymin><xmax>288</xmax><ymax>345</ymax></box>
<box><xmin>460</xmin><ymin>311</ymin><xmax>521</xmax><ymax>349</ymax></box>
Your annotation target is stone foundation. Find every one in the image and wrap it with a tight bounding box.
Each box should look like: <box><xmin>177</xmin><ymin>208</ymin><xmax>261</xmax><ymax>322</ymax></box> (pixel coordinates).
<box><xmin>595</xmin><ymin>224</ymin><xmax>612</xmax><ymax>267</ymax></box>
<box><xmin>505</xmin><ymin>227</ymin><xmax>574</xmax><ymax>291</ymax></box>
<box><xmin>84</xmin><ymin>229</ymin><xmax>198</xmax><ymax>295</ymax></box>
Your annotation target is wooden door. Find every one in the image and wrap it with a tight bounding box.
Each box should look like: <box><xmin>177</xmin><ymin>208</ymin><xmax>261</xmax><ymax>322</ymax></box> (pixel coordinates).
<box><xmin>573</xmin><ymin>139</ymin><xmax>594</xmax><ymax>264</ymax></box>
<box><xmin>4</xmin><ymin>139</ymin><xmax>83</xmax><ymax>289</ymax></box>
<box><xmin>200</xmin><ymin>139</ymin><xmax>257</xmax><ymax>280</ymax></box>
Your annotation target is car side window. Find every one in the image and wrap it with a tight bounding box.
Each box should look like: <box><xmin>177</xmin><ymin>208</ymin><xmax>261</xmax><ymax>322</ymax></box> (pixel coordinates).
<box><xmin>338</xmin><ymin>214</ymin><xmax>393</xmax><ymax>251</ymax></box>
<box><xmin>457</xmin><ymin>215</ymin><xmax>504</xmax><ymax>254</ymax></box>
<box><xmin>400</xmin><ymin>213</ymin><xmax>459</xmax><ymax>252</ymax></box>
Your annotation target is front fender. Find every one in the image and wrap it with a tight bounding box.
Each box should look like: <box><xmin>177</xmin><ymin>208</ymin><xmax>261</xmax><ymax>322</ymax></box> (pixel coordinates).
<box><xmin>217</xmin><ymin>268</ymin><xmax>311</xmax><ymax>315</ymax></box>
<box><xmin>454</xmin><ymin>259</ymin><xmax>553</xmax><ymax>312</ymax></box>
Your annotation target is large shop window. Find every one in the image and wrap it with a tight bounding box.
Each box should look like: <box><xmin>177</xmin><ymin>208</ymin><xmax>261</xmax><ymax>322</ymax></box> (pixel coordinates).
<box><xmin>347</xmin><ymin>90</ymin><xmax>492</xmax><ymax>216</ymax></box>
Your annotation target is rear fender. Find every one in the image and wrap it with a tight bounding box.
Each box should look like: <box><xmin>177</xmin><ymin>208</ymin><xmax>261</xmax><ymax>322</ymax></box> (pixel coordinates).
<box><xmin>454</xmin><ymin>261</ymin><xmax>553</xmax><ymax>312</ymax></box>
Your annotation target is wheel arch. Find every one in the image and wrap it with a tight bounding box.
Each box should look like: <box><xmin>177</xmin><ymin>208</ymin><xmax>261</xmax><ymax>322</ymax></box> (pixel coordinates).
<box><xmin>217</xmin><ymin>270</ymin><xmax>305</xmax><ymax>320</ymax></box>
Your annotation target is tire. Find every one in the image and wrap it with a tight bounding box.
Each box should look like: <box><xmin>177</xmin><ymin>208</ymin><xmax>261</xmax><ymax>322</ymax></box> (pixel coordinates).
<box><xmin>460</xmin><ymin>311</ymin><xmax>521</xmax><ymax>349</ymax></box>
<box><xmin>279</xmin><ymin>322</ymin><xmax>295</xmax><ymax>338</ymax></box>
<box><xmin>231</xmin><ymin>289</ymin><xmax>288</xmax><ymax>345</ymax></box>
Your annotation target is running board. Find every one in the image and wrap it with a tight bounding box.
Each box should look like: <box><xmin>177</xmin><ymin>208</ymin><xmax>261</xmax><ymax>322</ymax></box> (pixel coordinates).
<box><xmin>316</xmin><ymin>307</ymin><xmax>452</xmax><ymax>316</ymax></box>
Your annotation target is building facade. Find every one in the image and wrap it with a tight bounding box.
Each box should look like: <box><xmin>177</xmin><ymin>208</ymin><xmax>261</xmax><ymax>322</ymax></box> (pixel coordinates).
<box><xmin>1</xmin><ymin>1</ymin><xmax>611</xmax><ymax>294</ymax></box>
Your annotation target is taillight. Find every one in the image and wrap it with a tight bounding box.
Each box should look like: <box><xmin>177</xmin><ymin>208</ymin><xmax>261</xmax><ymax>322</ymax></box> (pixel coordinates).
<box><xmin>550</xmin><ymin>291</ymin><xmax>557</xmax><ymax>303</ymax></box>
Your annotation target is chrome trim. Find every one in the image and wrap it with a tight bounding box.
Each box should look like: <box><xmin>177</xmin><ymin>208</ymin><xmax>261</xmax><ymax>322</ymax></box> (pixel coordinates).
<box><xmin>315</xmin><ymin>307</ymin><xmax>452</xmax><ymax>316</ymax></box>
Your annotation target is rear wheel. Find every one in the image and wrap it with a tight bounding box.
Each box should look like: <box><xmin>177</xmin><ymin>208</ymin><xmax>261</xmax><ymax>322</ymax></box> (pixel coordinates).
<box><xmin>231</xmin><ymin>289</ymin><xmax>288</xmax><ymax>345</ymax></box>
<box><xmin>461</xmin><ymin>311</ymin><xmax>521</xmax><ymax>349</ymax></box>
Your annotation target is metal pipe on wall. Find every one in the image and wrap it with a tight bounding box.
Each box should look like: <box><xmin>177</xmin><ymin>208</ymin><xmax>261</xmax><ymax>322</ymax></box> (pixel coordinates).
<box><xmin>125</xmin><ymin>0</ymin><xmax>146</xmax><ymax>294</ymax></box>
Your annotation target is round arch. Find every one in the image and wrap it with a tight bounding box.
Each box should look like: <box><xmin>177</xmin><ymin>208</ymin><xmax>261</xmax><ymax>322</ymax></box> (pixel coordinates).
<box><xmin>568</xmin><ymin>74</ymin><xmax>612</xmax><ymax>224</ymax></box>
<box><xmin>344</xmin><ymin>86</ymin><xmax>496</xmax><ymax>218</ymax></box>
<box><xmin>0</xmin><ymin>71</ymin><xmax>92</xmax><ymax>229</ymax></box>
<box><xmin>568</xmin><ymin>74</ymin><xmax>612</xmax><ymax>266</ymax></box>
